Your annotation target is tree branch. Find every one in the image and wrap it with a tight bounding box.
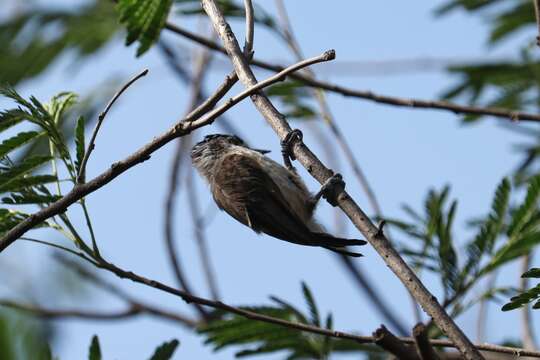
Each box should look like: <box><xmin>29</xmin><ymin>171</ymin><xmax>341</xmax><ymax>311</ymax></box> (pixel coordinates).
<box><xmin>0</xmin><ymin>300</ymin><xmax>141</xmax><ymax>321</ymax></box>
<box><xmin>373</xmin><ymin>325</ymin><xmax>419</xmax><ymax>359</ymax></box>
<box><xmin>165</xmin><ymin>22</ymin><xmax>540</xmax><ymax>123</ymax></box>
<box><xmin>0</xmin><ymin>51</ymin><xmax>334</xmax><ymax>252</ymax></box>
<box><xmin>77</xmin><ymin>69</ymin><xmax>148</xmax><ymax>184</ymax></box>
<box><xmin>199</xmin><ymin>1</ymin><xmax>483</xmax><ymax>358</ymax></box>
<box><xmin>274</xmin><ymin>0</ymin><xmax>408</xmax><ymax>336</ymax></box>
<box><xmin>413</xmin><ymin>323</ymin><xmax>441</xmax><ymax>360</ymax></box>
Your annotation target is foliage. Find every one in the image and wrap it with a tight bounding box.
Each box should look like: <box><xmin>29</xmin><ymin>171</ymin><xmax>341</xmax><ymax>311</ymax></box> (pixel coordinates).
<box><xmin>117</xmin><ymin>0</ymin><xmax>173</xmax><ymax>56</ymax></box>
<box><xmin>385</xmin><ymin>176</ymin><xmax>540</xmax><ymax>314</ymax></box>
<box><xmin>87</xmin><ymin>335</ymin><xmax>179</xmax><ymax>360</ymax></box>
<box><xmin>0</xmin><ymin>0</ymin><xmax>118</xmax><ymax>85</ymax></box>
<box><xmin>0</xmin><ymin>86</ymin><xmax>98</xmax><ymax>255</ymax></box>
<box><xmin>0</xmin><ymin>311</ymin><xmax>52</xmax><ymax>360</ymax></box>
<box><xmin>502</xmin><ymin>268</ymin><xmax>540</xmax><ymax>311</ymax></box>
<box><xmin>200</xmin><ymin>282</ymin><xmax>377</xmax><ymax>359</ymax></box>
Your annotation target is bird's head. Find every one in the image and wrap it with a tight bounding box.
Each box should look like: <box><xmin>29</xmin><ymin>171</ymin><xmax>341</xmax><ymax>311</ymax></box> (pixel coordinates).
<box><xmin>191</xmin><ymin>134</ymin><xmax>269</xmax><ymax>178</ymax></box>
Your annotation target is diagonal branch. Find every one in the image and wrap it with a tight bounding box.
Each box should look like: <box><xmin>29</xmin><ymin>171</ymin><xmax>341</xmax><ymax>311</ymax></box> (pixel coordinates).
<box><xmin>274</xmin><ymin>0</ymin><xmax>408</xmax><ymax>336</ymax></box>
<box><xmin>77</xmin><ymin>69</ymin><xmax>148</xmax><ymax>184</ymax></box>
<box><xmin>200</xmin><ymin>1</ymin><xmax>483</xmax><ymax>358</ymax></box>
<box><xmin>164</xmin><ymin>22</ymin><xmax>540</xmax><ymax>123</ymax></box>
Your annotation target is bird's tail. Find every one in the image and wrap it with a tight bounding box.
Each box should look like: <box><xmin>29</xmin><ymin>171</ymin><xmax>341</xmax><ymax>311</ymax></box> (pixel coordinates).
<box><xmin>310</xmin><ymin>232</ymin><xmax>366</xmax><ymax>257</ymax></box>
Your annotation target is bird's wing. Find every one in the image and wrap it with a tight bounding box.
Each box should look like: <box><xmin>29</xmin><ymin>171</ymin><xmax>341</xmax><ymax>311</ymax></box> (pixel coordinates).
<box><xmin>212</xmin><ymin>152</ymin><xmax>322</xmax><ymax>246</ymax></box>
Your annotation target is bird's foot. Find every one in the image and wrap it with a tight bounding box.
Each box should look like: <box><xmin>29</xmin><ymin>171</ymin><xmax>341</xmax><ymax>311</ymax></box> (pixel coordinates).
<box><xmin>314</xmin><ymin>173</ymin><xmax>345</xmax><ymax>207</ymax></box>
<box><xmin>280</xmin><ymin>129</ymin><xmax>303</xmax><ymax>170</ymax></box>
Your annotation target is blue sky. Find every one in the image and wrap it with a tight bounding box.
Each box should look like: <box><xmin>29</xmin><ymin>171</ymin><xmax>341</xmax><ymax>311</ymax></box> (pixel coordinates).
<box><xmin>1</xmin><ymin>1</ymin><xmax>537</xmax><ymax>359</ymax></box>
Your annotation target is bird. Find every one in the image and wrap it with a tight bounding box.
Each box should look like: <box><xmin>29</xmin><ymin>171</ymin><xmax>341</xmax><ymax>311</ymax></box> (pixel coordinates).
<box><xmin>191</xmin><ymin>133</ymin><xmax>367</xmax><ymax>257</ymax></box>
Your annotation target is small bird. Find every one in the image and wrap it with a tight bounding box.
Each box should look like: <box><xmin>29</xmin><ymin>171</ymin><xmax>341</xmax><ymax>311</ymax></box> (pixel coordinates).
<box><xmin>191</xmin><ymin>133</ymin><xmax>366</xmax><ymax>257</ymax></box>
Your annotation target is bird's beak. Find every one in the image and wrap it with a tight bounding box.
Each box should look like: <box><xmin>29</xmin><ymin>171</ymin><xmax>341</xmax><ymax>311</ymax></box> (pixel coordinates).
<box><xmin>253</xmin><ymin>148</ymin><xmax>271</xmax><ymax>154</ymax></box>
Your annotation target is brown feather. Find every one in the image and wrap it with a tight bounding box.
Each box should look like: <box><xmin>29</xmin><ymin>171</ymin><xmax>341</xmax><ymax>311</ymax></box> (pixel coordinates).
<box><xmin>212</xmin><ymin>153</ymin><xmax>365</xmax><ymax>250</ymax></box>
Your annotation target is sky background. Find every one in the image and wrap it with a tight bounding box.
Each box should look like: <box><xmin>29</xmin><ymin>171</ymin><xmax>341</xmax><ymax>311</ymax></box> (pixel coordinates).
<box><xmin>1</xmin><ymin>1</ymin><xmax>537</xmax><ymax>359</ymax></box>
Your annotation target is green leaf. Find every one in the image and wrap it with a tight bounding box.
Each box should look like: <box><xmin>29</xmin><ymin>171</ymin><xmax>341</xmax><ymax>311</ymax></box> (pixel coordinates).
<box><xmin>301</xmin><ymin>282</ymin><xmax>320</xmax><ymax>327</ymax></box>
<box><xmin>0</xmin><ymin>155</ymin><xmax>52</xmax><ymax>190</ymax></box>
<box><xmin>2</xmin><ymin>193</ymin><xmax>62</xmax><ymax>205</ymax></box>
<box><xmin>75</xmin><ymin>115</ymin><xmax>86</xmax><ymax>173</ymax></box>
<box><xmin>507</xmin><ymin>174</ymin><xmax>540</xmax><ymax>238</ymax></box>
<box><xmin>0</xmin><ymin>131</ymin><xmax>42</xmax><ymax>159</ymax></box>
<box><xmin>0</xmin><ymin>1</ymin><xmax>119</xmax><ymax>85</ymax></box>
<box><xmin>0</xmin><ymin>108</ymin><xmax>26</xmax><ymax>132</ymax></box>
<box><xmin>461</xmin><ymin>178</ymin><xmax>510</xmax><ymax>281</ymax></box>
<box><xmin>523</xmin><ymin>268</ymin><xmax>540</xmax><ymax>278</ymax></box>
<box><xmin>481</xmin><ymin>175</ymin><xmax>540</xmax><ymax>274</ymax></box>
<box><xmin>117</xmin><ymin>0</ymin><xmax>173</xmax><ymax>56</ymax></box>
<box><xmin>502</xmin><ymin>283</ymin><xmax>540</xmax><ymax>312</ymax></box>
<box><xmin>89</xmin><ymin>335</ymin><xmax>101</xmax><ymax>360</ymax></box>
<box><xmin>200</xmin><ymin>283</ymin><xmax>338</xmax><ymax>359</ymax></box>
<box><xmin>148</xmin><ymin>339</ymin><xmax>179</xmax><ymax>360</ymax></box>
<box><xmin>0</xmin><ymin>175</ymin><xmax>57</xmax><ymax>193</ymax></box>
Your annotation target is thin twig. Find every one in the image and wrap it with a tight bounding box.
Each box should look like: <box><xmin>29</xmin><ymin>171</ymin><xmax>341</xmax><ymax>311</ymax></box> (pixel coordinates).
<box><xmin>413</xmin><ymin>323</ymin><xmax>441</xmax><ymax>360</ymax></box>
<box><xmin>158</xmin><ymin>40</ymin><xmax>243</xmax><ymax>137</ymax></box>
<box><xmin>243</xmin><ymin>0</ymin><xmax>254</xmax><ymax>55</ymax></box>
<box><xmin>200</xmin><ymin>1</ymin><xmax>483</xmax><ymax>358</ymax></box>
<box><xmin>0</xmin><ymin>300</ymin><xmax>141</xmax><ymax>320</ymax></box>
<box><xmin>521</xmin><ymin>253</ymin><xmax>538</xmax><ymax>350</ymax></box>
<box><xmin>165</xmin><ymin>22</ymin><xmax>540</xmax><ymax>123</ymax></box>
<box><xmin>77</xmin><ymin>69</ymin><xmax>148</xmax><ymax>183</ymax></box>
<box><xmin>274</xmin><ymin>0</ymin><xmax>408</xmax><ymax>336</ymax></box>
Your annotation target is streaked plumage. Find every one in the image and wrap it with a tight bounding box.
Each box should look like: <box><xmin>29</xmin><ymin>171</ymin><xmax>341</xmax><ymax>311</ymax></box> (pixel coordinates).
<box><xmin>191</xmin><ymin>134</ymin><xmax>366</xmax><ymax>257</ymax></box>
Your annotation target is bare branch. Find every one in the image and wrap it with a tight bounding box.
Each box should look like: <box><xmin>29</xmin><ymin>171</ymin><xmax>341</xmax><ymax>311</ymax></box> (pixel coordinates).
<box><xmin>200</xmin><ymin>1</ymin><xmax>483</xmax><ymax>358</ymax></box>
<box><xmin>165</xmin><ymin>22</ymin><xmax>540</xmax><ymax>123</ymax></box>
<box><xmin>413</xmin><ymin>323</ymin><xmax>441</xmax><ymax>360</ymax></box>
<box><xmin>0</xmin><ymin>51</ymin><xmax>333</xmax><ymax>252</ymax></box>
<box><xmin>243</xmin><ymin>0</ymin><xmax>254</xmax><ymax>55</ymax></box>
<box><xmin>373</xmin><ymin>325</ymin><xmax>419</xmax><ymax>359</ymax></box>
<box><xmin>0</xmin><ymin>300</ymin><xmax>141</xmax><ymax>320</ymax></box>
<box><xmin>77</xmin><ymin>69</ymin><xmax>148</xmax><ymax>183</ymax></box>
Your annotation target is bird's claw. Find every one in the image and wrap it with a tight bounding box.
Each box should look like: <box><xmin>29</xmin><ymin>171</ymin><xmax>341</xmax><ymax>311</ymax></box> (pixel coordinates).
<box><xmin>319</xmin><ymin>173</ymin><xmax>345</xmax><ymax>207</ymax></box>
<box><xmin>281</xmin><ymin>129</ymin><xmax>303</xmax><ymax>170</ymax></box>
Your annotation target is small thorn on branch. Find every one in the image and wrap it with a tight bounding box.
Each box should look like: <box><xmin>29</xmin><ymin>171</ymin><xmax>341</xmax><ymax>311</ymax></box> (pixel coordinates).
<box><xmin>376</xmin><ymin>220</ymin><xmax>386</xmax><ymax>238</ymax></box>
